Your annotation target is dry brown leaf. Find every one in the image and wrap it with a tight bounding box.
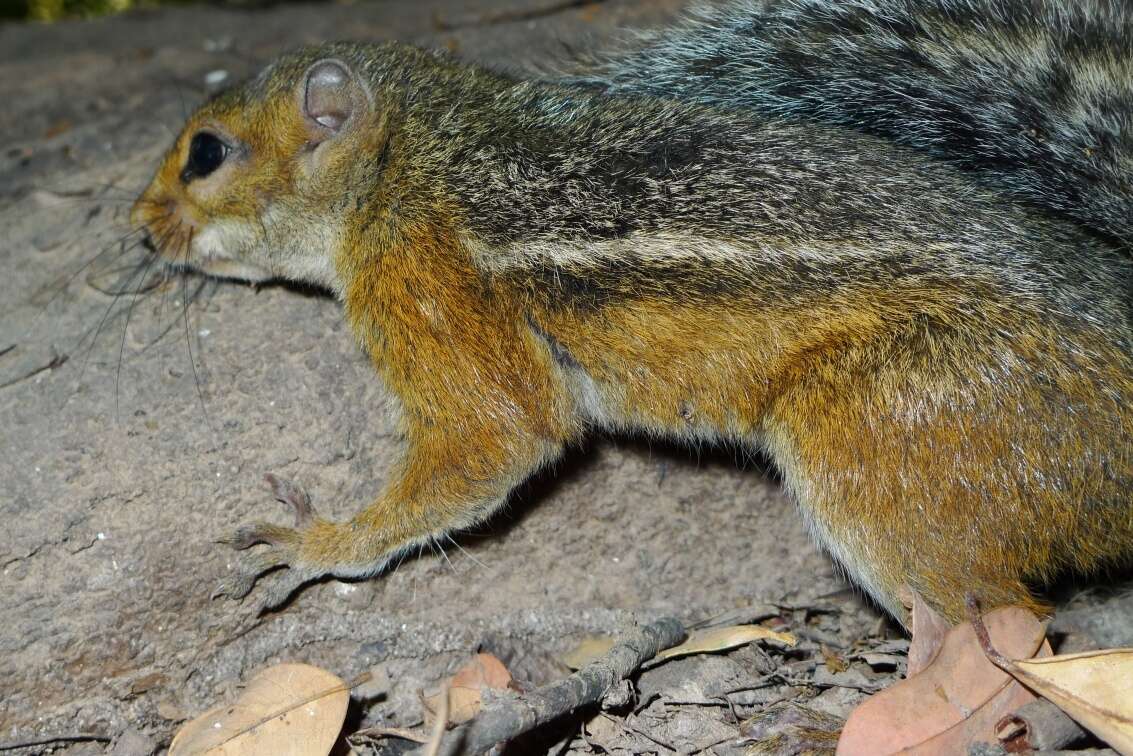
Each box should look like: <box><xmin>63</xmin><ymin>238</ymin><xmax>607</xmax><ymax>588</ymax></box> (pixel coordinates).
<box><xmin>655</xmin><ymin>624</ymin><xmax>797</xmax><ymax>661</ymax></box>
<box><xmin>560</xmin><ymin>635</ymin><xmax>616</xmax><ymax>670</ymax></box>
<box><xmin>168</xmin><ymin>663</ymin><xmax>350</xmax><ymax>756</ymax></box>
<box><xmin>984</xmin><ymin>645</ymin><xmax>1133</xmax><ymax>754</ymax></box>
<box><xmin>584</xmin><ymin>712</ymin><xmax>633</xmax><ymax>752</ymax></box>
<box><xmin>837</xmin><ymin>607</ymin><xmax>1049</xmax><ymax>755</ymax></box>
<box><xmin>422</xmin><ymin>652</ymin><xmax>512</xmax><ymax>725</ymax></box>
<box><xmin>907</xmin><ymin>589</ymin><xmax>953</xmax><ymax>677</ymax></box>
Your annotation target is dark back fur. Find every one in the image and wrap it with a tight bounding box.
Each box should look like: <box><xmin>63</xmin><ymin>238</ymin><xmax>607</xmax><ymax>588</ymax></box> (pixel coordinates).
<box><xmin>568</xmin><ymin>0</ymin><xmax>1133</xmax><ymax>251</ymax></box>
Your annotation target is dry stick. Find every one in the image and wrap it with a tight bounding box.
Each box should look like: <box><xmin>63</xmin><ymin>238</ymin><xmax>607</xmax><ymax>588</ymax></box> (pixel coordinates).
<box><xmin>966</xmin><ymin>597</ymin><xmax>1087</xmax><ymax>753</ymax></box>
<box><xmin>422</xmin><ymin>616</ymin><xmax>686</xmax><ymax>756</ymax></box>
<box><xmin>423</xmin><ymin>682</ymin><xmax>451</xmax><ymax>756</ymax></box>
<box><xmin>996</xmin><ymin>699</ymin><xmax>1088</xmax><ymax>751</ymax></box>
<box><xmin>0</xmin><ymin>733</ymin><xmax>110</xmax><ymax>751</ymax></box>
<box><xmin>354</xmin><ymin>727</ymin><xmax>430</xmax><ymax>745</ymax></box>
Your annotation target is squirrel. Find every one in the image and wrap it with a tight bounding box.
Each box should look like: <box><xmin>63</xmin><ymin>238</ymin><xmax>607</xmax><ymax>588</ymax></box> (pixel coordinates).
<box><xmin>567</xmin><ymin>0</ymin><xmax>1133</xmax><ymax>252</ymax></box>
<box><xmin>130</xmin><ymin>3</ymin><xmax>1133</xmax><ymax>626</ymax></box>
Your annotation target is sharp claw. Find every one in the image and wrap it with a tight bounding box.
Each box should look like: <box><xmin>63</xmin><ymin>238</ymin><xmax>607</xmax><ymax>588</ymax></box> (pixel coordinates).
<box><xmin>215</xmin><ymin>547</ymin><xmax>293</xmax><ymax>602</ymax></box>
<box><xmin>215</xmin><ymin>475</ymin><xmax>321</xmax><ymax>609</ymax></box>
<box><xmin>223</xmin><ymin>525</ymin><xmax>269</xmax><ymax>550</ymax></box>
<box><xmin>263</xmin><ymin>473</ymin><xmax>316</xmax><ymax>526</ymax></box>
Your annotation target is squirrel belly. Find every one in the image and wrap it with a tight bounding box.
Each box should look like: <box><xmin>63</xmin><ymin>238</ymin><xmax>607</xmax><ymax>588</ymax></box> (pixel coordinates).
<box><xmin>132</xmin><ymin>37</ymin><xmax>1133</xmax><ymax>622</ymax></box>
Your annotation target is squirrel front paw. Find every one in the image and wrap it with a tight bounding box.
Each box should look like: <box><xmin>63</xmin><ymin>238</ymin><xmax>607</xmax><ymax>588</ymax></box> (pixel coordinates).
<box><xmin>215</xmin><ymin>465</ymin><xmax>500</xmax><ymax>611</ymax></box>
<box><xmin>215</xmin><ymin>474</ymin><xmax>335</xmax><ymax>611</ymax></box>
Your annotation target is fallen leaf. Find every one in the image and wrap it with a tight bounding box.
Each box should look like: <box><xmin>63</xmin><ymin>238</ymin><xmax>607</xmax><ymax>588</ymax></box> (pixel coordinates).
<box><xmin>980</xmin><ymin>644</ymin><xmax>1133</xmax><ymax>754</ymax></box>
<box><xmin>561</xmin><ymin>635</ymin><xmax>616</xmax><ymax>670</ymax></box>
<box><xmin>822</xmin><ymin>644</ymin><xmax>849</xmax><ymax>674</ymax></box>
<box><xmin>837</xmin><ymin>607</ymin><xmax>1049</xmax><ymax>755</ymax></box>
<box><xmin>584</xmin><ymin>712</ymin><xmax>640</xmax><ymax>753</ymax></box>
<box><xmin>655</xmin><ymin>624</ymin><xmax>797</xmax><ymax>661</ymax></box>
<box><xmin>479</xmin><ymin>634</ymin><xmax>571</xmax><ymax>687</ymax></box>
<box><xmin>169</xmin><ymin>663</ymin><xmax>350</xmax><ymax>756</ymax></box>
<box><xmin>907</xmin><ymin>589</ymin><xmax>953</xmax><ymax>677</ymax></box>
<box><xmin>423</xmin><ymin>652</ymin><xmax>512</xmax><ymax>725</ymax></box>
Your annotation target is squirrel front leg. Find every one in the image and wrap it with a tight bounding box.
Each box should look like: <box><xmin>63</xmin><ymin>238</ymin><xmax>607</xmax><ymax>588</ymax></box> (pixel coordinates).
<box><xmin>219</xmin><ymin>229</ymin><xmax>574</xmax><ymax>609</ymax></box>
<box><xmin>220</xmin><ymin>411</ymin><xmax>561</xmax><ymax>609</ymax></box>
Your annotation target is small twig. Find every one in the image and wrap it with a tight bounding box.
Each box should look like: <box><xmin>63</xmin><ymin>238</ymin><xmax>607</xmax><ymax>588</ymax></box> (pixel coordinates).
<box><xmin>423</xmin><ymin>682</ymin><xmax>451</xmax><ymax>756</ymax></box>
<box><xmin>966</xmin><ymin>595</ymin><xmax>1011</xmax><ymax>668</ymax></box>
<box><xmin>353</xmin><ymin>726</ymin><xmax>431</xmax><ymax>745</ymax></box>
<box><xmin>968</xmin><ymin>596</ymin><xmax>1092</xmax><ymax>752</ymax></box>
<box><xmin>421</xmin><ymin>616</ymin><xmax>686</xmax><ymax>756</ymax></box>
<box><xmin>664</xmin><ymin>699</ymin><xmax>730</xmax><ymax>708</ymax></box>
<box><xmin>722</xmin><ymin>672</ymin><xmax>785</xmax><ymax>695</ymax></box>
<box><xmin>719</xmin><ymin>693</ymin><xmax>741</xmax><ymax>725</ymax></box>
<box><xmin>614</xmin><ymin>715</ymin><xmax>677</xmax><ymax>752</ymax></box>
<box><xmin>0</xmin><ymin>733</ymin><xmax>110</xmax><ymax>751</ymax></box>
<box><xmin>686</xmin><ymin>603</ymin><xmax>784</xmax><ymax>631</ymax></box>
<box><xmin>996</xmin><ymin>699</ymin><xmax>1087</xmax><ymax>751</ymax></box>
<box><xmin>0</xmin><ymin>350</ymin><xmax>68</xmax><ymax>390</ymax></box>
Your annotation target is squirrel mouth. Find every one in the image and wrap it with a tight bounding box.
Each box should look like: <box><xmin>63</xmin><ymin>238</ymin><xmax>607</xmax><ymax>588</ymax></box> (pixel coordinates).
<box><xmin>134</xmin><ymin>208</ymin><xmax>272</xmax><ymax>284</ymax></box>
<box><xmin>191</xmin><ymin>228</ymin><xmax>274</xmax><ymax>284</ymax></box>
<box><xmin>193</xmin><ymin>256</ymin><xmax>274</xmax><ymax>283</ymax></box>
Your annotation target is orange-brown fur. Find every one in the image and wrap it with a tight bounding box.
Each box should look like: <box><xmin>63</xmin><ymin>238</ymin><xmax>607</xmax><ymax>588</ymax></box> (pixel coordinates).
<box><xmin>131</xmin><ymin>40</ymin><xmax>1133</xmax><ymax>623</ymax></box>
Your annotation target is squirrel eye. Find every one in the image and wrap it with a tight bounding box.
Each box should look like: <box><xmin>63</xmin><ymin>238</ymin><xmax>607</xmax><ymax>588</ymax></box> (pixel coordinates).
<box><xmin>181</xmin><ymin>132</ymin><xmax>229</xmax><ymax>183</ymax></box>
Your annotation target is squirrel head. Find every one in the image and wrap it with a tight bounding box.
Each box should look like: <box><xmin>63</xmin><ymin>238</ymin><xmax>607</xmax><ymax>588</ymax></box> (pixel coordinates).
<box><xmin>131</xmin><ymin>47</ymin><xmax>386</xmax><ymax>292</ymax></box>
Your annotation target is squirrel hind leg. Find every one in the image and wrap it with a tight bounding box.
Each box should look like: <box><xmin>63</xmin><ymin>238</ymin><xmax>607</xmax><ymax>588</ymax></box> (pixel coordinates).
<box><xmin>792</xmin><ymin>467</ymin><xmax>1053</xmax><ymax>627</ymax></box>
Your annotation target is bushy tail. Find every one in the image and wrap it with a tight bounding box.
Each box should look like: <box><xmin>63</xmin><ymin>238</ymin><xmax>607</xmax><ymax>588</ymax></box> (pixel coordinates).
<box><xmin>568</xmin><ymin>0</ymin><xmax>1133</xmax><ymax>250</ymax></box>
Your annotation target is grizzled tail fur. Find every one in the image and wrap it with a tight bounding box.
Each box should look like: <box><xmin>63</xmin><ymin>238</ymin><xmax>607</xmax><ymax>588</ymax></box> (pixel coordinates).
<box><xmin>566</xmin><ymin>0</ymin><xmax>1133</xmax><ymax>251</ymax></box>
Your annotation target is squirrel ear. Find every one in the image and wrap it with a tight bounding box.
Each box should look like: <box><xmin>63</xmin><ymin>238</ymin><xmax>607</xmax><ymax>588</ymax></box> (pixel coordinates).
<box><xmin>302</xmin><ymin>59</ymin><xmax>364</xmax><ymax>136</ymax></box>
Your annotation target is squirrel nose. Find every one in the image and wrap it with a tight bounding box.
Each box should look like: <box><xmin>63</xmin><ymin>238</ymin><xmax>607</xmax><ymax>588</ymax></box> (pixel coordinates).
<box><xmin>129</xmin><ymin>187</ymin><xmax>166</xmax><ymax>232</ymax></box>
